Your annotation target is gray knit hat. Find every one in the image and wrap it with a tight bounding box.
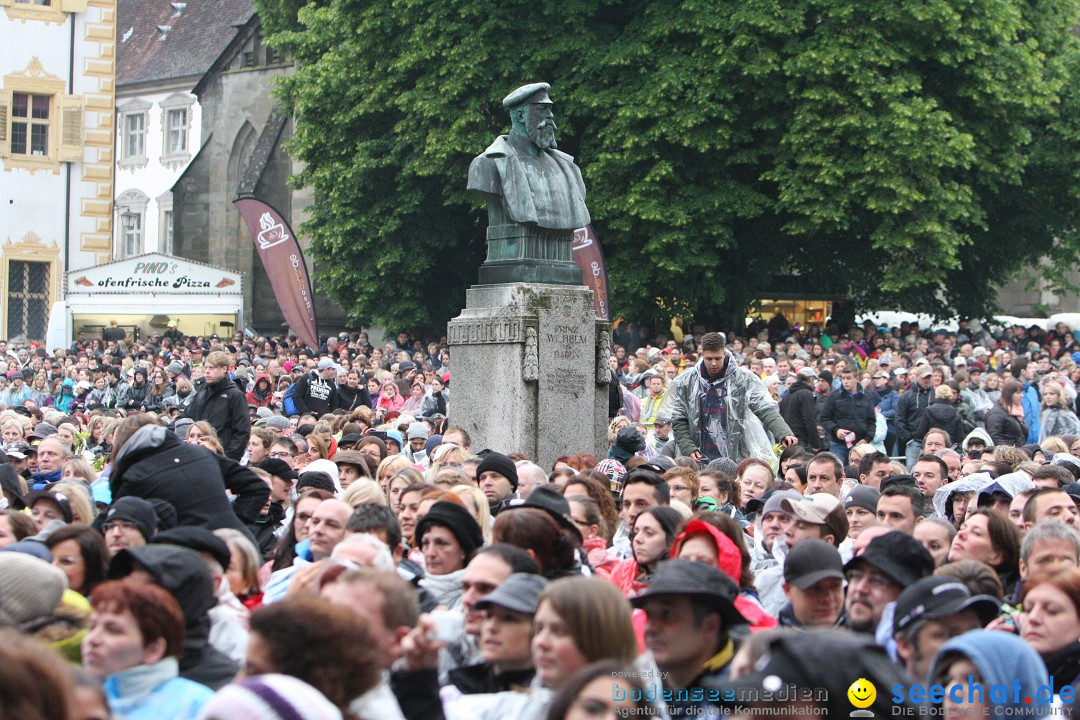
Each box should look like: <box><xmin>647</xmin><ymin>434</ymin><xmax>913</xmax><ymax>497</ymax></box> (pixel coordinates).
<box><xmin>0</xmin><ymin>553</ymin><xmax>67</xmax><ymax>626</ymax></box>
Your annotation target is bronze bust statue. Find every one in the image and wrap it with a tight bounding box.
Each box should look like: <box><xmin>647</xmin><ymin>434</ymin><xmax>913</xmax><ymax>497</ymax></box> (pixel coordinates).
<box><xmin>468</xmin><ymin>83</ymin><xmax>589</xmax><ymax>285</ymax></box>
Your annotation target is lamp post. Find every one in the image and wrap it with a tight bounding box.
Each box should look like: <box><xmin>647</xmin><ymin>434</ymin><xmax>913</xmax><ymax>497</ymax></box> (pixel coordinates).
<box><xmin>120</xmin><ymin>209</ymin><xmax>137</xmax><ymax>257</ymax></box>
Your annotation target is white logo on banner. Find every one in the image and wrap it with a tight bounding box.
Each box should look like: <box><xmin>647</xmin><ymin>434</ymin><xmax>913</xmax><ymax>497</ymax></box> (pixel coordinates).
<box><xmin>257</xmin><ymin>212</ymin><xmax>290</xmax><ymax>249</ymax></box>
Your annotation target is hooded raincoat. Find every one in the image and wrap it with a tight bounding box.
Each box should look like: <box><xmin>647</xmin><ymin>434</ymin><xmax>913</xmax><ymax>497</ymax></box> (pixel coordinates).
<box><xmin>660</xmin><ymin>351</ymin><xmax>791</xmax><ymax>462</ymax></box>
<box><xmin>929</xmin><ymin>630</ymin><xmax>1052</xmax><ymax>718</ymax></box>
<box><xmin>110</xmin><ymin>545</ymin><xmax>240</xmax><ymax>690</ymax></box>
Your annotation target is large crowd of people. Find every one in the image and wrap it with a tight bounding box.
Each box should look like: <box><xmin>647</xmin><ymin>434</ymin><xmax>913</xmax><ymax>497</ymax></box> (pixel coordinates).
<box><xmin>4</xmin><ymin>317</ymin><xmax>1080</xmax><ymax>719</ymax></box>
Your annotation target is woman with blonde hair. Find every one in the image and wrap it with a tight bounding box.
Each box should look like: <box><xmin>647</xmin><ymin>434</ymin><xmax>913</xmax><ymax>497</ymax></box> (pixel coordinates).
<box><xmin>311</xmin><ymin>422</ymin><xmax>337</xmax><ymax>455</ymax></box>
<box><xmin>173</xmin><ymin>375</ymin><xmax>195</xmax><ymax>408</ymax></box>
<box><xmin>848</xmin><ymin>441</ymin><xmax>875</xmax><ymax>467</ymax></box>
<box><xmin>376</xmin><ymin>454</ymin><xmax>413</xmax><ymax>494</ymax></box>
<box><xmin>87</xmin><ymin>416</ymin><xmax>113</xmax><ymax>458</ymax></box>
<box><xmin>1041</xmin><ymin>436</ymin><xmax>1070</xmax><ymax>456</ymax></box>
<box><xmin>434</xmin><ymin>466</ymin><xmax>471</xmax><ymax>490</ymax></box>
<box><xmin>452</xmin><ymin>483</ymin><xmax>493</xmax><ymax>544</ymax></box>
<box><xmin>29</xmin><ymin>371</ymin><xmax>53</xmax><ymax>407</ymax></box>
<box><xmin>0</xmin><ymin>419</ymin><xmax>23</xmax><ymax>445</ymax></box>
<box><xmin>342</xmin><ymin>478</ymin><xmax>387</xmax><ymax>508</ymax></box>
<box><xmin>214</xmin><ymin>528</ymin><xmax>264</xmax><ymax>612</ymax></box>
<box><xmin>185</xmin><ymin>421</ymin><xmax>224</xmax><ymax>456</ymax></box>
<box><xmin>44</xmin><ymin>480</ymin><xmax>96</xmax><ymax>526</ymax></box>
<box><xmin>62</xmin><ymin>458</ymin><xmax>97</xmax><ymax>485</ymax></box>
<box><xmin>1040</xmin><ymin>380</ymin><xmax>1080</xmax><ymax>441</ymax></box>
<box><xmin>429</xmin><ymin>444</ymin><xmax>470</xmax><ymax>478</ymax></box>
<box><xmin>387</xmin><ymin>468</ymin><xmax>423</xmax><ymax>515</ymax></box>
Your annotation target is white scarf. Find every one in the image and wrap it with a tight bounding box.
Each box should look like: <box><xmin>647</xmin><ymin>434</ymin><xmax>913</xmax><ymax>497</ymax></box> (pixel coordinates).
<box><xmin>419</xmin><ymin>567</ymin><xmax>466</xmax><ymax>610</ymax></box>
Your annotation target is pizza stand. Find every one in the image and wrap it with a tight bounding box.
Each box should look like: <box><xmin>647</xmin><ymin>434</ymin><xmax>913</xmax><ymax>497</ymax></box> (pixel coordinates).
<box><xmin>46</xmin><ymin>253</ymin><xmax>244</xmax><ymax>346</ymax></box>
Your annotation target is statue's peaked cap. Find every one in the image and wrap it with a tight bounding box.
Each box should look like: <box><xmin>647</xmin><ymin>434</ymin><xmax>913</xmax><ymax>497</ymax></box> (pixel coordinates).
<box><xmin>503</xmin><ymin>82</ymin><xmax>551</xmax><ymax>108</ymax></box>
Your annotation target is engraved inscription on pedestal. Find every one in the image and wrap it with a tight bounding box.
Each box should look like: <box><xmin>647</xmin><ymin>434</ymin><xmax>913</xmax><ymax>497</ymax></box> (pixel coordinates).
<box><xmin>544</xmin><ymin>369</ymin><xmax>589</xmax><ymax>399</ymax></box>
<box><xmin>546</xmin><ymin>324</ymin><xmax>588</xmax><ymax>361</ymax></box>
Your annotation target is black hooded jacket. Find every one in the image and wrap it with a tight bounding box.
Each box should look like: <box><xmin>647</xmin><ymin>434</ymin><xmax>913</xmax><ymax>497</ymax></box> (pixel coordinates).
<box><xmin>184</xmin><ymin>375</ymin><xmax>250</xmax><ymax>460</ymax></box>
<box><xmin>121</xmin><ymin>369</ymin><xmax>152</xmax><ymax>410</ymax></box>
<box><xmin>292</xmin><ymin>372</ymin><xmax>343</xmax><ymax>416</ymax></box>
<box><xmin>109</xmin><ymin>425</ymin><xmax>269</xmax><ymax>536</ymax></box>
<box><xmin>779</xmin><ymin>380</ymin><xmax>821</xmax><ymax>451</ymax></box>
<box><xmin>109</xmin><ymin>545</ymin><xmax>238</xmax><ymax>690</ymax></box>
<box><xmin>913</xmin><ymin>398</ymin><xmax>963</xmax><ymax>444</ymax></box>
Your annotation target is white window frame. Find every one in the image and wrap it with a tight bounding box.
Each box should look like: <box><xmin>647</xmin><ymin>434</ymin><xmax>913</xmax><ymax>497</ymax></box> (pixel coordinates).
<box><xmin>165</xmin><ymin>107</ymin><xmax>187</xmax><ymax>154</ymax></box>
<box><xmin>116</xmin><ymin>189</ymin><xmax>149</xmax><ymax>259</ymax></box>
<box><xmin>117</xmin><ymin>99</ymin><xmax>150</xmax><ymax>168</ymax></box>
<box><xmin>123</xmin><ymin>213</ymin><xmax>142</xmax><ymax>257</ymax></box>
<box><xmin>160</xmin><ymin>93</ymin><xmax>193</xmax><ymax>163</ymax></box>
<box><xmin>0</xmin><ymin>0</ymin><xmax>87</xmax><ymax>23</ymax></box>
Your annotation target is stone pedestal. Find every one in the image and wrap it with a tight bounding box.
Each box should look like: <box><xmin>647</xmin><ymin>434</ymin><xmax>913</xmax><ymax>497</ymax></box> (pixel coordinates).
<box><xmin>448</xmin><ymin>283</ymin><xmax>610</xmax><ymax>466</ymax></box>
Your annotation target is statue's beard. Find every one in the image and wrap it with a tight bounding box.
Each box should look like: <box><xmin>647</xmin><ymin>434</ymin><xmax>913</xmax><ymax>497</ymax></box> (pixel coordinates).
<box><xmin>530</xmin><ymin>120</ymin><xmax>558</xmax><ymax>150</ymax></box>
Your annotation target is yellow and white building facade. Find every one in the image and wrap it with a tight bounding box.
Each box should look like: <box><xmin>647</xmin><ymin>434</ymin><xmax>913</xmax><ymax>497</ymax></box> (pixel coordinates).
<box><xmin>0</xmin><ymin>0</ymin><xmax>115</xmax><ymax>344</ymax></box>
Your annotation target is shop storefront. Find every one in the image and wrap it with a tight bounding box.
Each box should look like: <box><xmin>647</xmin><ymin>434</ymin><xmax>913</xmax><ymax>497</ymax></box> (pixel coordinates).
<box><xmin>747</xmin><ymin>298</ymin><xmax>833</xmax><ymax>331</ymax></box>
<box><xmin>46</xmin><ymin>253</ymin><xmax>243</xmax><ymax>348</ymax></box>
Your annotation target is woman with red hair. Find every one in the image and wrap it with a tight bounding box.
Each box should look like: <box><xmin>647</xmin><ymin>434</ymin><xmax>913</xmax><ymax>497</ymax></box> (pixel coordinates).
<box><xmin>82</xmin><ymin>579</ymin><xmax>212</xmax><ymax>719</ymax></box>
<box><xmin>1020</xmin><ymin>567</ymin><xmax>1080</xmax><ymax>698</ymax></box>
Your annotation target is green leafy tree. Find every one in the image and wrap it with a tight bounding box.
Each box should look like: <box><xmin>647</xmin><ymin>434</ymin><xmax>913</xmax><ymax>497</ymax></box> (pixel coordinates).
<box><xmin>260</xmin><ymin>0</ymin><xmax>1080</xmax><ymax>334</ymax></box>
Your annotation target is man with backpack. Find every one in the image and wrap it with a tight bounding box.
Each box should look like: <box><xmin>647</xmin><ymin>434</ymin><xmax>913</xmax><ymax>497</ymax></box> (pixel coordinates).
<box><xmin>288</xmin><ymin>358</ymin><xmax>343</xmax><ymax>417</ymax></box>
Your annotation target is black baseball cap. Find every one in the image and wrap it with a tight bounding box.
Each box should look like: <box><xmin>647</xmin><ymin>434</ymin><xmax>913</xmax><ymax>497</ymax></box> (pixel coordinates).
<box><xmin>638</xmin><ymin>456</ymin><xmax>675</xmax><ymax>473</ymax></box>
<box><xmin>24</xmin><ymin>490</ymin><xmax>73</xmax><ymax>523</ymax></box>
<box><xmin>151</xmin><ymin>526</ymin><xmax>231</xmax><ymax>572</ymax></box>
<box><xmin>258</xmin><ymin>458</ymin><xmax>299</xmax><ymax>481</ymax></box>
<box><xmin>505</xmin><ymin>485</ymin><xmax>582</xmax><ymax>542</ymax></box>
<box><xmin>631</xmin><ymin>559</ymin><xmax>745</xmax><ymax>626</ymax></box>
<box><xmin>844</xmin><ymin>531</ymin><xmax>934</xmax><ymax>588</ymax></box>
<box><xmin>783</xmin><ymin>539</ymin><xmax>844</xmax><ymax>590</ymax></box>
<box><xmin>880</xmin><ymin>474</ymin><xmax>918</xmax><ymax>492</ymax></box>
<box><xmin>893</xmin><ymin>576</ymin><xmax>1000</xmax><ymax>634</ymax></box>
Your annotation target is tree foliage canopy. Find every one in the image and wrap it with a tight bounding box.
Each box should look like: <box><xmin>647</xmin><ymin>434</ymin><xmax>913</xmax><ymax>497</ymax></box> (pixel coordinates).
<box><xmin>258</xmin><ymin>0</ymin><xmax>1080</xmax><ymax>334</ymax></box>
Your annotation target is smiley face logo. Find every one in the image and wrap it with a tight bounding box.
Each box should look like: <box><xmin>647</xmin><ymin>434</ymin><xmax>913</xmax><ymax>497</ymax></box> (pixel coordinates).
<box><xmin>848</xmin><ymin>678</ymin><xmax>876</xmax><ymax>709</ymax></box>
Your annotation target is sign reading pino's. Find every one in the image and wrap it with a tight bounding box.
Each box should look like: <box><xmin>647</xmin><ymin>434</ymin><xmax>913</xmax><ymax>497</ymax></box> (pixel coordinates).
<box><xmin>66</xmin><ymin>253</ymin><xmax>243</xmax><ymax>296</ymax></box>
